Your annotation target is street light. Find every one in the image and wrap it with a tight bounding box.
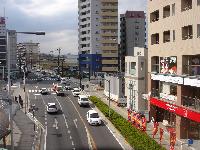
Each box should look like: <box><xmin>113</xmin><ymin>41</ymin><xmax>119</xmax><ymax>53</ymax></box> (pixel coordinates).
<box><xmin>7</xmin><ymin>30</ymin><xmax>45</xmax><ymax>150</ymax></box>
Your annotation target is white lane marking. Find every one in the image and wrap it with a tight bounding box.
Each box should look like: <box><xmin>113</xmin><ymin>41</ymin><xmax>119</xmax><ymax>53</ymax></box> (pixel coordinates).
<box><xmin>44</xmin><ymin>126</ymin><xmax>47</xmax><ymax>150</ymax></box>
<box><xmin>53</xmin><ymin>118</ymin><xmax>59</xmax><ymax>130</ymax></box>
<box><xmin>68</xmin><ymin>130</ymin><xmax>71</xmax><ymax>134</ymax></box>
<box><xmin>66</xmin><ymin>96</ymin><xmax>96</xmax><ymax>150</ymax></box>
<box><xmin>40</xmin><ymin>94</ymin><xmax>47</xmax><ymax>150</ymax></box>
<box><xmin>104</xmin><ymin>118</ymin><xmax>125</xmax><ymax>150</ymax></box>
<box><xmin>72</xmin><ymin>141</ymin><xmax>74</xmax><ymax>146</ymax></box>
<box><xmin>53</xmin><ymin>96</ymin><xmax>69</xmax><ymax>129</ymax></box>
<box><xmin>34</xmin><ymin>93</ymin><xmax>41</xmax><ymax>96</ymax></box>
<box><xmin>69</xmin><ymin>136</ymin><xmax>72</xmax><ymax>140</ymax></box>
<box><xmin>73</xmin><ymin>119</ymin><xmax>78</xmax><ymax>128</ymax></box>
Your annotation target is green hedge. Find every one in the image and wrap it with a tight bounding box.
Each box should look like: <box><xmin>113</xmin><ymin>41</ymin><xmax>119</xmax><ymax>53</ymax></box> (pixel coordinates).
<box><xmin>89</xmin><ymin>96</ymin><xmax>166</xmax><ymax>150</ymax></box>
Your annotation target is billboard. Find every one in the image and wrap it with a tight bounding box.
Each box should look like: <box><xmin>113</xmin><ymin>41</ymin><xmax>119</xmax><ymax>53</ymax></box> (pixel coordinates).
<box><xmin>160</xmin><ymin>56</ymin><xmax>177</xmax><ymax>74</ymax></box>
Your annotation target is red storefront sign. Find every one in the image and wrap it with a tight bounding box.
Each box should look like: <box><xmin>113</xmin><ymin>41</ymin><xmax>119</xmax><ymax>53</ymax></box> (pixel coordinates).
<box><xmin>150</xmin><ymin>97</ymin><xmax>200</xmax><ymax>123</ymax></box>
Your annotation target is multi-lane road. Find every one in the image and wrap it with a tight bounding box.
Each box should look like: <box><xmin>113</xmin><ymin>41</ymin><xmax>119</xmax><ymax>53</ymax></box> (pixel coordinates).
<box><xmin>26</xmin><ymin>78</ymin><xmax>123</xmax><ymax>150</ymax></box>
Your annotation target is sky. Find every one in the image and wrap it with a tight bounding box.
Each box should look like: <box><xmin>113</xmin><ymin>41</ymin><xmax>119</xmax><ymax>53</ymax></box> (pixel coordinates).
<box><xmin>0</xmin><ymin>0</ymin><xmax>146</xmax><ymax>55</ymax></box>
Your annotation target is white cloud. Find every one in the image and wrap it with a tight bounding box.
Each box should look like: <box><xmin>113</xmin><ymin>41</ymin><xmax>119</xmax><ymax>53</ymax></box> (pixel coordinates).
<box><xmin>39</xmin><ymin>29</ymin><xmax>78</xmax><ymax>54</ymax></box>
<box><xmin>10</xmin><ymin>0</ymin><xmax>78</xmax><ymax>17</ymax></box>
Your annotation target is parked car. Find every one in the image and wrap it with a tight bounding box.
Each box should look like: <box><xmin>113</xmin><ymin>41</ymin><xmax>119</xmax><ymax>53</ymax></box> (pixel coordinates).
<box><xmin>40</xmin><ymin>88</ymin><xmax>48</xmax><ymax>95</ymax></box>
<box><xmin>47</xmin><ymin>103</ymin><xmax>58</xmax><ymax>113</ymax></box>
<box><xmin>78</xmin><ymin>95</ymin><xmax>89</xmax><ymax>107</ymax></box>
<box><xmin>86</xmin><ymin>110</ymin><xmax>101</xmax><ymax>125</ymax></box>
<box><xmin>72</xmin><ymin>88</ymin><xmax>81</xmax><ymax>96</ymax></box>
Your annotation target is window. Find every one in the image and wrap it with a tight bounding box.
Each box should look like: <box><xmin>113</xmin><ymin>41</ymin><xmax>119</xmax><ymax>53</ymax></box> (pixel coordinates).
<box><xmin>182</xmin><ymin>25</ymin><xmax>193</xmax><ymax>40</ymax></box>
<box><xmin>150</xmin><ymin>10</ymin><xmax>159</xmax><ymax>23</ymax></box>
<box><xmin>181</xmin><ymin>0</ymin><xmax>192</xmax><ymax>11</ymax></box>
<box><xmin>163</xmin><ymin>30</ymin><xmax>170</xmax><ymax>43</ymax></box>
<box><xmin>130</xmin><ymin>62</ymin><xmax>136</xmax><ymax>75</ymax></box>
<box><xmin>197</xmin><ymin>24</ymin><xmax>200</xmax><ymax>38</ymax></box>
<box><xmin>173</xmin><ymin>30</ymin><xmax>175</xmax><ymax>41</ymax></box>
<box><xmin>163</xmin><ymin>5</ymin><xmax>170</xmax><ymax>18</ymax></box>
<box><xmin>140</xmin><ymin>62</ymin><xmax>144</xmax><ymax>71</ymax></box>
<box><xmin>172</xmin><ymin>4</ymin><xmax>175</xmax><ymax>16</ymax></box>
<box><xmin>151</xmin><ymin>33</ymin><xmax>159</xmax><ymax>45</ymax></box>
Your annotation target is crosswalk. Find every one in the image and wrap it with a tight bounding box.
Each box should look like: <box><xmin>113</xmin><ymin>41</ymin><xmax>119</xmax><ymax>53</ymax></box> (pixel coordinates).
<box><xmin>28</xmin><ymin>88</ymin><xmax>53</xmax><ymax>93</ymax></box>
<box><xmin>28</xmin><ymin>78</ymin><xmax>58</xmax><ymax>81</ymax></box>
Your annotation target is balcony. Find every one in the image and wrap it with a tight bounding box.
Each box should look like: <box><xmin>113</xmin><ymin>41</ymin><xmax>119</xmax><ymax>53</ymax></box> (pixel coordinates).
<box><xmin>101</xmin><ymin>46</ymin><xmax>118</xmax><ymax>50</ymax></box>
<box><xmin>100</xmin><ymin>32</ymin><xmax>117</xmax><ymax>37</ymax></box>
<box><xmin>101</xmin><ymin>0</ymin><xmax>118</xmax><ymax>3</ymax></box>
<box><xmin>100</xmin><ymin>25</ymin><xmax>118</xmax><ymax>30</ymax></box>
<box><xmin>102</xmin><ymin>59</ymin><xmax>118</xmax><ymax>64</ymax></box>
<box><xmin>101</xmin><ymin>12</ymin><xmax>117</xmax><ymax>17</ymax></box>
<box><xmin>102</xmin><ymin>5</ymin><xmax>117</xmax><ymax>10</ymax></box>
<box><xmin>102</xmin><ymin>66</ymin><xmax>118</xmax><ymax>72</ymax></box>
<box><xmin>100</xmin><ymin>39</ymin><xmax>117</xmax><ymax>44</ymax></box>
<box><xmin>100</xmin><ymin>18</ymin><xmax>118</xmax><ymax>23</ymax></box>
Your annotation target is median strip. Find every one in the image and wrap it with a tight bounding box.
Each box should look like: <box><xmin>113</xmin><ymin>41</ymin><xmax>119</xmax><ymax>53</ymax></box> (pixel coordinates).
<box><xmin>89</xmin><ymin>96</ymin><xmax>166</xmax><ymax>150</ymax></box>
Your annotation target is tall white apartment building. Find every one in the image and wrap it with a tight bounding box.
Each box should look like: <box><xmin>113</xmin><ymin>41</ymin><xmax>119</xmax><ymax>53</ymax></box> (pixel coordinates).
<box><xmin>78</xmin><ymin>0</ymin><xmax>118</xmax><ymax>74</ymax></box>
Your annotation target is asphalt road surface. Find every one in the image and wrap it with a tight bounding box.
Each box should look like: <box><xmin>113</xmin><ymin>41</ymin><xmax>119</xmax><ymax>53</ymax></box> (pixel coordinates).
<box><xmin>27</xmin><ymin>78</ymin><xmax>123</xmax><ymax>150</ymax></box>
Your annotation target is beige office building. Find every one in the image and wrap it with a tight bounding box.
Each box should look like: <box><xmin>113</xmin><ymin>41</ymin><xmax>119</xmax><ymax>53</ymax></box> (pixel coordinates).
<box><xmin>148</xmin><ymin>0</ymin><xmax>200</xmax><ymax>139</ymax></box>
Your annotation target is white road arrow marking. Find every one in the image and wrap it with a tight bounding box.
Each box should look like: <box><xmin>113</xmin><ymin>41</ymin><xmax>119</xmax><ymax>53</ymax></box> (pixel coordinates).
<box><xmin>53</xmin><ymin>118</ymin><xmax>59</xmax><ymax>130</ymax></box>
<box><xmin>73</xmin><ymin>119</ymin><xmax>78</xmax><ymax>128</ymax></box>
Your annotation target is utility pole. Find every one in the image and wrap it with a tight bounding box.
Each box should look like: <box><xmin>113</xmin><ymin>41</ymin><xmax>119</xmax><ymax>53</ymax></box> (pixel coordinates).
<box><xmin>61</xmin><ymin>56</ymin><xmax>64</xmax><ymax>77</ymax></box>
<box><xmin>79</xmin><ymin>56</ymin><xmax>82</xmax><ymax>89</ymax></box>
<box><xmin>57</xmin><ymin>48</ymin><xmax>61</xmax><ymax>75</ymax></box>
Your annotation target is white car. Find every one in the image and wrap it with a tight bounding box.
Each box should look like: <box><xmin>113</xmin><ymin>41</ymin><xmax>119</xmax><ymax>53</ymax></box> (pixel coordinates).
<box><xmin>72</xmin><ymin>88</ymin><xmax>81</xmax><ymax>96</ymax></box>
<box><xmin>61</xmin><ymin>78</ymin><xmax>67</xmax><ymax>84</ymax></box>
<box><xmin>47</xmin><ymin>103</ymin><xmax>58</xmax><ymax>113</ymax></box>
<box><xmin>78</xmin><ymin>95</ymin><xmax>89</xmax><ymax>107</ymax></box>
<box><xmin>40</xmin><ymin>88</ymin><xmax>48</xmax><ymax>95</ymax></box>
<box><xmin>86</xmin><ymin>110</ymin><xmax>101</xmax><ymax>125</ymax></box>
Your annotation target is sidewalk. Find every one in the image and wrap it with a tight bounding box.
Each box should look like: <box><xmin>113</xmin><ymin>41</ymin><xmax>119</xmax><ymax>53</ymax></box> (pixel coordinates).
<box><xmin>1</xmin><ymin>82</ymin><xmax>43</xmax><ymax>150</ymax></box>
<box><xmin>83</xmin><ymin>81</ymin><xmax>199</xmax><ymax>150</ymax></box>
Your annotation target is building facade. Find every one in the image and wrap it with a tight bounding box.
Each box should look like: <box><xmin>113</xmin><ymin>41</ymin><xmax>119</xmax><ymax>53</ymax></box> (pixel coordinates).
<box><xmin>120</xmin><ymin>11</ymin><xmax>146</xmax><ymax>72</ymax></box>
<box><xmin>8</xmin><ymin>30</ymin><xmax>17</xmax><ymax>70</ymax></box>
<box><xmin>125</xmin><ymin>47</ymin><xmax>148</xmax><ymax>112</ymax></box>
<box><xmin>78</xmin><ymin>0</ymin><xmax>118</xmax><ymax>74</ymax></box>
<box><xmin>148</xmin><ymin>0</ymin><xmax>200</xmax><ymax>139</ymax></box>
<box><xmin>19</xmin><ymin>42</ymin><xmax>40</xmax><ymax>70</ymax></box>
<box><xmin>0</xmin><ymin>17</ymin><xmax>6</xmax><ymax>79</ymax></box>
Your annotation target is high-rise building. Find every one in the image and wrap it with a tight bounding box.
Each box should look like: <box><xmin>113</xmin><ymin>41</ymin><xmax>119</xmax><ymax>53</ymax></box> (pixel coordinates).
<box><xmin>78</xmin><ymin>0</ymin><xmax>118</xmax><ymax>74</ymax></box>
<box><xmin>8</xmin><ymin>30</ymin><xmax>17</xmax><ymax>70</ymax></box>
<box><xmin>0</xmin><ymin>17</ymin><xmax>6</xmax><ymax>78</ymax></box>
<box><xmin>148</xmin><ymin>0</ymin><xmax>200</xmax><ymax>140</ymax></box>
<box><xmin>120</xmin><ymin>11</ymin><xmax>146</xmax><ymax>72</ymax></box>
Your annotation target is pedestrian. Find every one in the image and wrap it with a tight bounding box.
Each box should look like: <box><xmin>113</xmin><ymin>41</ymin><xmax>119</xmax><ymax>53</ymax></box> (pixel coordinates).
<box><xmin>152</xmin><ymin>121</ymin><xmax>159</xmax><ymax>138</ymax></box>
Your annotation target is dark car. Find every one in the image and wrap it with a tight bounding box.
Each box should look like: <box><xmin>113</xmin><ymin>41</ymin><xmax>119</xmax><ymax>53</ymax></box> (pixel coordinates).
<box><xmin>40</xmin><ymin>88</ymin><xmax>48</xmax><ymax>95</ymax></box>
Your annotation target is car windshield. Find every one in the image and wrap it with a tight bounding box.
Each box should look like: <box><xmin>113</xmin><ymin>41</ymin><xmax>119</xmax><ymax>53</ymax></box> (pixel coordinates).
<box><xmin>42</xmin><ymin>89</ymin><xmax>46</xmax><ymax>91</ymax></box>
<box><xmin>49</xmin><ymin>105</ymin><xmax>56</xmax><ymax>108</ymax></box>
<box><xmin>74</xmin><ymin>90</ymin><xmax>80</xmax><ymax>92</ymax></box>
<box><xmin>90</xmin><ymin>113</ymin><xmax>99</xmax><ymax>118</ymax></box>
<box><xmin>81</xmin><ymin>98</ymin><xmax>88</xmax><ymax>101</ymax></box>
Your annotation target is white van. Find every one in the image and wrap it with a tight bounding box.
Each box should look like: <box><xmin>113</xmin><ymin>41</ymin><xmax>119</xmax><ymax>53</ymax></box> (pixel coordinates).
<box><xmin>78</xmin><ymin>95</ymin><xmax>89</xmax><ymax>107</ymax></box>
<box><xmin>86</xmin><ymin>110</ymin><xmax>101</xmax><ymax>125</ymax></box>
